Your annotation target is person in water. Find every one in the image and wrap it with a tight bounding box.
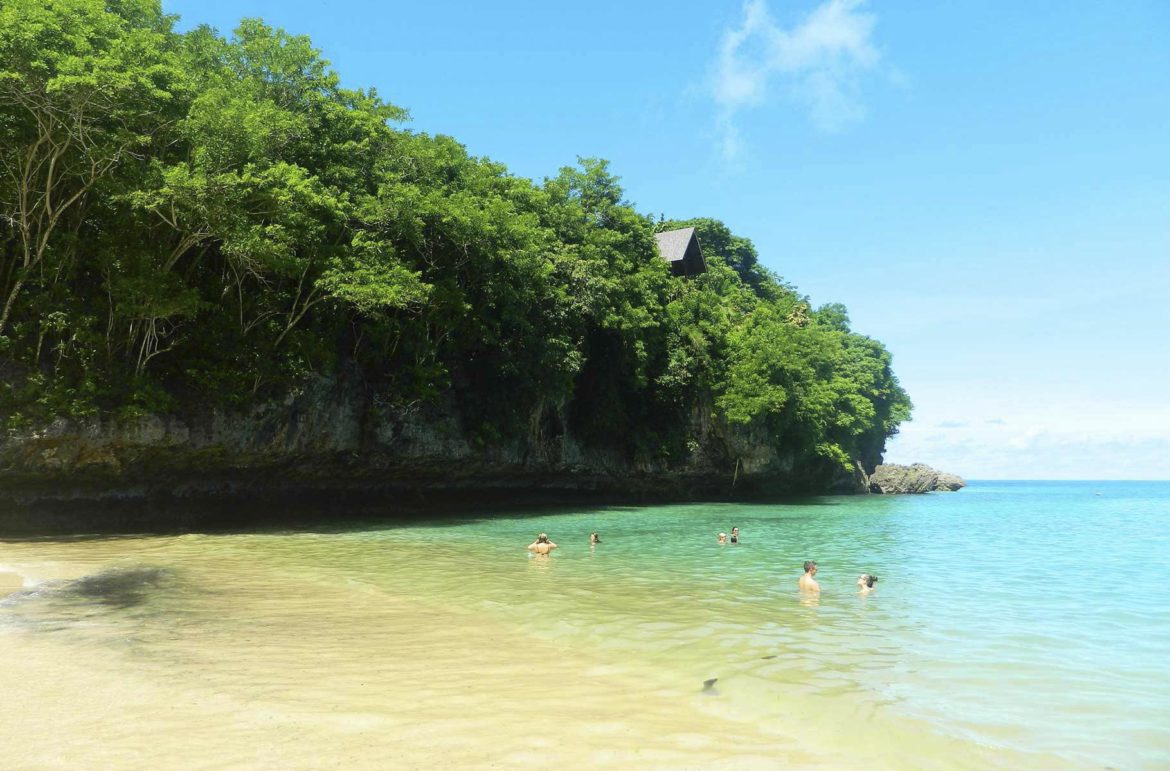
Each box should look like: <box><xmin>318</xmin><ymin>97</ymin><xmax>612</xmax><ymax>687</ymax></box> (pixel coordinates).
<box><xmin>729</xmin><ymin>527</ymin><xmax>739</xmax><ymax>544</ymax></box>
<box><xmin>799</xmin><ymin>560</ymin><xmax>820</xmax><ymax>592</ymax></box>
<box><xmin>589</xmin><ymin>532</ymin><xmax>600</xmax><ymax>545</ymax></box>
<box><xmin>717</xmin><ymin>532</ymin><xmax>727</xmax><ymax>544</ymax></box>
<box><xmin>527</xmin><ymin>533</ymin><xmax>557</xmax><ymax>555</ymax></box>
<box><xmin>857</xmin><ymin>573</ymin><xmax>878</xmax><ymax>594</ymax></box>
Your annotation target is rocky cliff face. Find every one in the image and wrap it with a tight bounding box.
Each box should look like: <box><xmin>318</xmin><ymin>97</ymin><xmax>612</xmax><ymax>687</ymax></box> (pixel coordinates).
<box><xmin>0</xmin><ymin>375</ymin><xmax>874</xmax><ymax>531</ymax></box>
<box><xmin>868</xmin><ymin>463</ymin><xmax>966</xmax><ymax>494</ymax></box>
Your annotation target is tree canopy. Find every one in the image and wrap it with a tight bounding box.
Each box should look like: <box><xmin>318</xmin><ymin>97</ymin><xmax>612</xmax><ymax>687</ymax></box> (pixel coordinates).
<box><xmin>0</xmin><ymin>0</ymin><xmax>910</xmax><ymax>483</ymax></box>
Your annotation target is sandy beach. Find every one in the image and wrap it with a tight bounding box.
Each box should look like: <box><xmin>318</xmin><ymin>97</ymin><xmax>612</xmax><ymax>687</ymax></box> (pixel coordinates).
<box><xmin>4</xmin><ymin>490</ymin><xmax>1164</xmax><ymax>769</ymax></box>
<box><xmin>0</xmin><ymin>543</ymin><xmax>837</xmax><ymax>769</ymax></box>
<box><xmin>0</xmin><ymin>527</ymin><xmax>1056</xmax><ymax>770</ymax></box>
<box><xmin>0</xmin><ymin>571</ymin><xmax>24</xmax><ymax>599</ymax></box>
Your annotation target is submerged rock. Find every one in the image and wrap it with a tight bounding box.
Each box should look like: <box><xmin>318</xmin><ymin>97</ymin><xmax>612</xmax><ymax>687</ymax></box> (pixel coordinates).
<box><xmin>869</xmin><ymin>463</ymin><xmax>965</xmax><ymax>494</ymax></box>
<box><xmin>62</xmin><ymin>566</ymin><xmax>172</xmax><ymax>608</ymax></box>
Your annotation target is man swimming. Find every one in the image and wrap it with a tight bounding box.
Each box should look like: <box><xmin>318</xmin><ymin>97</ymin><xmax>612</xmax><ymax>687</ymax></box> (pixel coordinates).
<box><xmin>799</xmin><ymin>560</ymin><xmax>820</xmax><ymax>592</ymax></box>
<box><xmin>589</xmin><ymin>532</ymin><xmax>600</xmax><ymax>545</ymax></box>
<box><xmin>729</xmin><ymin>527</ymin><xmax>739</xmax><ymax>544</ymax></box>
<box><xmin>527</xmin><ymin>533</ymin><xmax>557</xmax><ymax>555</ymax></box>
<box><xmin>857</xmin><ymin>574</ymin><xmax>878</xmax><ymax>594</ymax></box>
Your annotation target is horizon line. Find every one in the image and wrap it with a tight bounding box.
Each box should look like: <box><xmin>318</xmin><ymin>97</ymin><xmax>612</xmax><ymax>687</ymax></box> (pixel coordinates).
<box><xmin>962</xmin><ymin>478</ymin><xmax>1170</xmax><ymax>483</ymax></box>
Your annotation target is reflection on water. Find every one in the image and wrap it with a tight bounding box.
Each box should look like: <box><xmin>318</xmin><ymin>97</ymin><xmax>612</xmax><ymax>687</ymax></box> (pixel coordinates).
<box><xmin>1</xmin><ymin>481</ymin><xmax>1168</xmax><ymax>769</ymax></box>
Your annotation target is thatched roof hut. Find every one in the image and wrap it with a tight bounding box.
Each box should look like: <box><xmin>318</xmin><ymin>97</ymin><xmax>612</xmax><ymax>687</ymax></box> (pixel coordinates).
<box><xmin>654</xmin><ymin>227</ymin><xmax>707</xmax><ymax>277</ymax></box>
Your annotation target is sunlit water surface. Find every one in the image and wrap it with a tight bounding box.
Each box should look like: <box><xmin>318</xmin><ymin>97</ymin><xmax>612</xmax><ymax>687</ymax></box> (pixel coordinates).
<box><xmin>2</xmin><ymin>481</ymin><xmax>1168</xmax><ymax>768</ymax></box>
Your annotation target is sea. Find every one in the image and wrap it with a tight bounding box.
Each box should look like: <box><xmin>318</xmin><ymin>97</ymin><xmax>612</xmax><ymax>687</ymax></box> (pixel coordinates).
<box><xmin>1</xmin><ymin>480</ymin><xmax>1167</xmax><ymax>769</ymax></box>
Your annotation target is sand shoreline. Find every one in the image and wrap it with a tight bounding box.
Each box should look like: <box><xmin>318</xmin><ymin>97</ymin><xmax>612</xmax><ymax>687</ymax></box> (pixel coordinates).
<box><xmin>0</xmin><ymin>532</ymin><xmax>1075</xmax><ymax>769</ymax></box>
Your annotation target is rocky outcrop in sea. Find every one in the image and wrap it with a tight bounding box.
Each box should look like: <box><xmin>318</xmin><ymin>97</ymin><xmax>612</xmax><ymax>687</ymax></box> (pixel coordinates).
<box><xmin>868</xmin><ymin>463</ymin><xmax>966</xmax><ymax>494</ymax></box>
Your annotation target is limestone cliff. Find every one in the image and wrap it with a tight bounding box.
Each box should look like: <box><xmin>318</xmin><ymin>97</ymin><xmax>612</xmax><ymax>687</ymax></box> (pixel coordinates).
<box><xmin>0</xmin><ymin>374</ymin><xmax>874</xmax><ymax>531</ymax></box>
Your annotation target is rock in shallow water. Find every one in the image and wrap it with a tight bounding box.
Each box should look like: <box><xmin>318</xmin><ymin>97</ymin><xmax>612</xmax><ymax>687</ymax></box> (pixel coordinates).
<box><xmin>869</xmin><ymin>463</ymin><xmax>966</xmax><ymax>494</ymax></box>
<box><xmin>63</xmin><ymin>566</ymin><xmax>172</xmax><ymax>608</ymax></box>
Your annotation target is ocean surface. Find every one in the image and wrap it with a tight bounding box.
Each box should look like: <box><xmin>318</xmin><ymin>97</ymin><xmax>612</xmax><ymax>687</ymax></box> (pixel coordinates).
<box><xmin>1</xmin><ymin>480</ymin><xmax>1168</xmax><ymax>768</ymax></box>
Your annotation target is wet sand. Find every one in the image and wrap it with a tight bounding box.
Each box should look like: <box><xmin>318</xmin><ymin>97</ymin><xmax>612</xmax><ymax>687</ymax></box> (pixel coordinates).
<box><xmin>0</xmin><ymin>523</ymin><xmax>1082</xmax><ymax>769</ymax></box>
<box><xmin>0</xmin><ymin>571</ymin><xmax>23</xmax><ymax>598</ymax></box>
<box><xmin>0</xmin><ymin>555</ymin><xmax>830</xmax><ymax>769</ymax></box>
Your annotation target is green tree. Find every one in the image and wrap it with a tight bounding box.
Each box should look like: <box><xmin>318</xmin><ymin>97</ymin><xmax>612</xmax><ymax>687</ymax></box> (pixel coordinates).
<box><xmin>0</xmin><ymin>6</ymin><xmax>911</xmax><ymax>486</ymax></box>
<box><xmin>0</xmin><ymin>0</ymin><xmax>183</xmax><ymax>335</ymax></box>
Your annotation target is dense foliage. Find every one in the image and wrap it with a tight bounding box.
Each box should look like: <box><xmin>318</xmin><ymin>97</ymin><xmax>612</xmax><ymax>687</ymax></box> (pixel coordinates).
<box><xmin>0</xmin><ymin>0</ymin><xmax>909</xmax><ymax>477</ymax></box>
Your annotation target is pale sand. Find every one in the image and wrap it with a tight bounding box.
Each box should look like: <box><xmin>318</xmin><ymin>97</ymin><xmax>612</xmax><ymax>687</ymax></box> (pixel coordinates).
<box><xmin>0</xmin><ymin>571</ymin><xmax>24</xmax><ymax>598</ymax></box>
<box><xmin>0</xmin><ymin>537</ymin><xmax>1038</xmax><ymax>769</ymax></box>
<box><xmin>0</xmin><ymin>567</ymin><xmax>832</xmax><ymax>769</ymax></box>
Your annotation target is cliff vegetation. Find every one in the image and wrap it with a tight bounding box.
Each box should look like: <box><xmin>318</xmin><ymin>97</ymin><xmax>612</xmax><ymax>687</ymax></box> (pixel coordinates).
<box><xmin>0</xmin><ymin>0</ymin><xmax>911</xmax><ymax>495</ymax></box>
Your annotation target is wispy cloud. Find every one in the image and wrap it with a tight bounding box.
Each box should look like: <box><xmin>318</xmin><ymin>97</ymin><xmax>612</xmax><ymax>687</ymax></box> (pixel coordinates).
<box><xmin>710</xmin><ymin>0</ymin><xmax>880</xmax><ymax>158</ymax></box>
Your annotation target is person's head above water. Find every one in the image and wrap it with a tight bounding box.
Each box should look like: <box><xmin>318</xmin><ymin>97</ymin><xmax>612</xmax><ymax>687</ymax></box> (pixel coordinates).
<box><xmin>536</xmin><ymin>533</ymin><xmax>550</xmax><ymax>544</ymax></box>
<box><xmin>590</xmin><ymin>532</ymin><xmax>600</xmax><ymax>543</ymax></box>
<box><xmin>803</xmin><ymin>560</ymin><xmax>817</xmax><ymax>574</ymax></box>
<box><xmin>857</xmin><ymin>574</ymin><xmax>877</xmax><ymax>589</ymax></box>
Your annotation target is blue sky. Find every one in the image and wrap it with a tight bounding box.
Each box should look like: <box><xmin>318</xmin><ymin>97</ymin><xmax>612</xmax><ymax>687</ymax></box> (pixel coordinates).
<box><xmin>165</xmin><ymin>0</ymin><xmax>1170</xmax><ymax>479</ymax></box>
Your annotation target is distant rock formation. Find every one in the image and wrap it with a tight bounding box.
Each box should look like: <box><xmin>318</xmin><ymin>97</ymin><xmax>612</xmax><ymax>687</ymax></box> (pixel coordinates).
<box><xmin>868</xmin><ymin>463</ymin><xmax>965</xmax><ymax>494</ymax></box>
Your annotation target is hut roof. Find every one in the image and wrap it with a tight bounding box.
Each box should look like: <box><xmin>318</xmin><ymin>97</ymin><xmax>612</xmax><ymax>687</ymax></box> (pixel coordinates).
<box><xmin>654</xmin><ymin>227</ymin><xmax>696</xmax><ymax>264</ymax></box>
<box><xmin>654</xmin><ymin>227</ymin><xmax>707</xmax><ymax>276</ymax></box>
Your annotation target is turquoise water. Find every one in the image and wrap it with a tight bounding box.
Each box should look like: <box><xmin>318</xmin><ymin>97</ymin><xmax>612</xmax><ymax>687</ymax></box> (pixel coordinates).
<box><xmin>357</xmin><ymin>480</ymin><xmax>1170</xmax><ymax>767</ymax></box>
<box><xmin>2</xmin><ymin>480</ymin><xmax>1168</xmax><ymax>768</ymax></box>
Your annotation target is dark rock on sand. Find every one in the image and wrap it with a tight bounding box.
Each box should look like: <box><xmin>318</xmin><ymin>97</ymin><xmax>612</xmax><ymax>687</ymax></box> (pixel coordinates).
<box><xmin>58</xmin><ymin>566</ymin><xmax>173</xmax><ymax>609</ymax></box>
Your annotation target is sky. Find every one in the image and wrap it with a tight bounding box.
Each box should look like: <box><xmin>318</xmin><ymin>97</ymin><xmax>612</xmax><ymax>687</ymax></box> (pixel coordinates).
<box><xmin>163</xmin><ymin>0</ymin><xmax>1170</xmax><ymax>479</ymax></box>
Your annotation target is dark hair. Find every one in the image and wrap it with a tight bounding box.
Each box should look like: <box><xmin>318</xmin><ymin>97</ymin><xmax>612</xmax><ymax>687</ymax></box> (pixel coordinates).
<box><xmin>804</xmin><ymin>560</ymin><xmax>817</xmax><ymax>572</ymax></box>
<box><xmin>537</xmin><ymin>534</ymin><xmax>549</xmax><ymax>544</ymax></box>
<box><xmin>866</xmin><ymin>575</ymin><xmax>878</xmax><ymax>588</ymax></box>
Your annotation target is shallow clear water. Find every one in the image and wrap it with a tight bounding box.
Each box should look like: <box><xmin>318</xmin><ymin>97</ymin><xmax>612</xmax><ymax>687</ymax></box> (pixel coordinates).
<box><xmin>1</xmin><ymin>480</ymin><xmax>1167</xmax><ymax>768</ymax></box>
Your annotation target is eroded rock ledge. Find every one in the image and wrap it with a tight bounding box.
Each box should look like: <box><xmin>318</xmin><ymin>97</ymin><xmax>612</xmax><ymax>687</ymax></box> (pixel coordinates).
<box><xmin>0</xmin><ymin>375</ymin><xmax>880</xmax><ymax>534</ymax></box>
<box><xmin>868</xmin><ymin>463</ymin><xmax>965</xmax><ymax>494</ymax></box>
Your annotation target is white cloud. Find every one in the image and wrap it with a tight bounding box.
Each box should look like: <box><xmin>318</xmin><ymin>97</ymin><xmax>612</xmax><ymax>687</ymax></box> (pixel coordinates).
<box><xmin>886</xmin><ymin>409</ymin><xmax>1170</xmax><ymax>480</ymax></box>
<box><xmin>711</xmin><ymin>0</ymin><xmax>880</xmax><ymax>157</ymax></box>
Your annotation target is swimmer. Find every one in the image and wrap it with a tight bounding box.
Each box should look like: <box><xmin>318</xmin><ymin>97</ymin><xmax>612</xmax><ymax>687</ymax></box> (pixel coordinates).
<box><xmin>799</xmin><ymin>560</ymin><xmax>820</xmax><ymax>593</ymax></box>
<box><xmin>717</xmin><ymin>532</ymin><xmax>727</xmax><ymax>544</ymax></box>
<box><xmin>730</xmin><ymin>527</ymin><xmax>739</xmax><ymax>544</ymax></box>
<box><xmin>857</xmin><ymin>573</ymin><xmax>878</xmax><ymax>594</ymax></box>
<box><xmin>590</xmin><ymin>532</ymin><xmax>600</xmax><ymax>545</ymax></box>
<box><xmin>527</xmin><ymin>533</ymin><xmax>558</xmax><ymax>555</ymax></box>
